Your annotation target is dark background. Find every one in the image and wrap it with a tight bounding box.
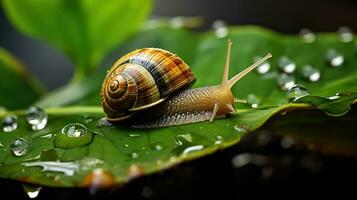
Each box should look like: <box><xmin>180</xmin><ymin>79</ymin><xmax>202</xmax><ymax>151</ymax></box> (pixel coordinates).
<box><xmin>1</xmin><ymin>0</ymin><xmax>357</xmax><ymax>90</ymax></box>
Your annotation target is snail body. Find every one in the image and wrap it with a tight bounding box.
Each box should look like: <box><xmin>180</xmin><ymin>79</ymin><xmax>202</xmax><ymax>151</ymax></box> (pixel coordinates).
<box><xmin>101</xmin><ymin>41</ymin><xmax>272</xmax><ymax>128</ymax></box>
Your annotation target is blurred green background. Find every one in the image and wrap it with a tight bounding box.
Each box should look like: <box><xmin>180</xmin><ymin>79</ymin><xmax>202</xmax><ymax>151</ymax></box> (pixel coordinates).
<box><xmin>1</xmin><ymin>0</ymin><xmax>357</xmax><ymax>89</ymax></box>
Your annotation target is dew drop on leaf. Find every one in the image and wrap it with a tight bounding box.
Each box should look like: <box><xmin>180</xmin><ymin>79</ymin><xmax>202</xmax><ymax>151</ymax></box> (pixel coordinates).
<box><xmin>131</xmin><ymin>152</ymin><xmax>139</xmax><ymax>159</ymax></box>
<box><xmin>211</xmin><ymin>20</ymin><xmax>228</xmax><ymax>38</ymax></box>
<box><xmin>182</xmin><ymin>145</ymin><xmax>204</xmax><ymax>155</ymax></box>
<box><xmin>326</xmin><ymin>49</ymin><xmax>344</xmax><ymax>67</ymax></box>
<box><xmin>129</xmin><ymin>133</ymin><xmax>141</xmax><ymax>138</ymax></box>
<box><xmin>233</xmin><ymin>125</ymin><xmax>248</xmax><ymax>134</ymax></box>
<box><xmin>175</xmin><ymin>134</ymin><xmax>193</xmax><ymax>146</ymax></box>
<box><xmin>24</xmin><ymin>161</ymin><xmax>79</xmax><ymax>176</ymax></box>
<box><xmin>127</xmin><ymin>164</ymin><xmax>143</xmax><ymax>179</ymax></box>
<box><xmin>246</xmin><ymin>94</ymin><xmax>261</xmax><ymax>108</ymax></box>
<box><xmin>40</xmin><ymin>133</ymin><xmax>53</xmax><ymax>139</ymax></box>
<box><xmin>96</xmin><ymin>118</ymin><xmax>113</xmax><ymax>128</ymax></box>
<box><xmin>25</xmin><ymin>106</ymin><xmax>48</xmax><ymax>131</ymax></box>
<box><xmin>299</xmin><ymin>28</ymin><xmax>315</xmax><ymax>43</ymax></box>
<box><xmin>83</xmin><ymin>115</ymin><xmax>93</xmax><ymax>124</ymax></box>
<box><xmin>278</xmin><ymin>56</ymin><xmax>296</xmax><ymax>74</ymax></box>
<box><xmin>62</xmin><ymin>123</ymin><xmax>87</xmax><ymax>137</ymax></box>
<box><xmin>328</xmin><ymin>94</ymin><xmax>341</xmax><ymax>100</ymax></box>
<box><xmin>150</xmin><ymin>142</ymin><xmax>163</xmax><ymax>151</ymax></box>
<box><xmin>214</xmin><ymin>135</ymin><xmax>223</xmax><ymax>145</ymax></box>
<box><xmin>286</xmin><ymin>85</ymin><xmax>309</xmax><ymax>102</ymax></box>
<box><xmin>277</xmin><ymin>73</ymin><xmax>296</xmax><ymax>91</ymax></box>
<box><xmin>301</xmin><ymin>65</ymin><xmax>320</xmax><ymax>82</ymax></box>
<box><xmin>10</xmin><ymin>138</ymin><xmax>29</xmax><ymax>156</ymax></box>
<box><xmin>338</xmin><ymin>26</ymin><xmax>354</xmax><ymax>43</ymax></box>
<box><xmin>253</xmin><ymin>56</ymin><xmax>271</xmax><ymax>74</ymax></box>
<box><xmin>2</xmin><ymin>115</ymin><xmax>18</xmax><ymax>132</ymax></box>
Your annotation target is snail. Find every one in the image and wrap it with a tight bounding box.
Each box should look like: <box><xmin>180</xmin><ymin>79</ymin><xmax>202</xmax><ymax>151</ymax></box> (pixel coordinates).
<box><xmin>101</xmin><ymin>40</ymin><xmax>272</xmax><ymax>128</ymax></box>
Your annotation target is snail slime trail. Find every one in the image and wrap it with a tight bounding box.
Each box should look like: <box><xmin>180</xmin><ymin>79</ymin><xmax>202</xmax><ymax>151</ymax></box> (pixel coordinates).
<box><xmin>100</xmin><ymin>40</ymin><xmax>272</xmax><ymax>128</ymax></box>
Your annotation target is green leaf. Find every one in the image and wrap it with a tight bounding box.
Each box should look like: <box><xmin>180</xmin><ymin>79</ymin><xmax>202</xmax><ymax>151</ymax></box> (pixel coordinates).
<box><xmin>0</xmin><ymin>48</ymin><xmax>45</xmax><ymax>109</ymax></box>
<box><xmin>2</xmin><ymin>0</ymin><xmax>153</xmax><ymax>77</ymax></box>
<box><xmin>0</xmin><ymin>26</ymin><xmax>357</xmax><ymax>188</ymax></box>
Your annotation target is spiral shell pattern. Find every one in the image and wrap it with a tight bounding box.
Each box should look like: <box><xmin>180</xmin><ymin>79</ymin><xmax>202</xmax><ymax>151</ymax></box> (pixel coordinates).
<box><xmin>101</xmin><ymin>48</ymin><xmax>196</xmax><ymax>121</ymax></box>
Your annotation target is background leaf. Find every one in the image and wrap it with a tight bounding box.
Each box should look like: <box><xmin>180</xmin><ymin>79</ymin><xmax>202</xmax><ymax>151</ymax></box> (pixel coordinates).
<box><xmin>0</xmin><ymin>26</ymin><xmax>356</xmax><ymax>188</ymax></box>
<box><xmin>2</xmin><ymin>0</ymin><xmax>153</xmax><ymax>77</ymax></box>
<box><xmin>0</xmin><ymin>48</ymin><xmax>45</xmax><ymax>109</ymax></box>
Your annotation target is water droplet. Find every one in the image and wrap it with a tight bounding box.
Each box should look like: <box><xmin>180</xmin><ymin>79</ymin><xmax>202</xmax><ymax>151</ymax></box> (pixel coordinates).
<box><xmin>338</xmin><ymin>26</ymin><xmax>354</xmax><ymax>43</ymax></box>
<box><xmin>256</xmin><ymin>131</ymin><xmax>273</xmax><ymax>146</ymax></box>
<box><xmin>277</xmin><ymin>73</ymin><xmax>295</xmax><ymax>90</ymax></box>
<box><xmin>25</xmin><ymin>106</ymin><xmax>48</xmax><ymax>131</ymax></box>
<box><xmin>0</xmin><ymin>141</ymin><xmax>4</xmax><ymax>147</ymax></box>
<box><xmin>40</xmin><ymin>133</ymin><xmax>53</xmax><ymax>139</ymax></box>
<box><xmin>212</xmin><ymin>20</ymin><xmax>228</xmax><ymax>38</ymax></box>
<box><xmin>141</xmin><ymin>186</ymin><xmax>154</xmax><ymax>198</ymax></box>
<box><xmin>326</xmin><ymin>49</ymin><xmax>344</xmax><ymax>67</ymax></box>
<box><xmin>214</xmin><ymin>135</ymin><xmax>223</xmax><ymax>145</ymax></box>
<box><xmin>23</xmin><ymin>161</ymin><xmax>79</xmax><ymax>176</ymax></box>
<box><xmin>328</xmin><ymin>93</ymin><xmax>341</xmax><ymax>100</ymax></box>
<box><xmin>278</xmin><ymin>56</ymin><xmax>296</xmax><ymax>74</ymax></box>
<box><xmin>299</xmin><ymin>28</ymin><xmax>315</xmax><ymax>43</ymax></box>
<box><xmin>232</xmin><ymin>153</ymin><xmax>267</xmax><ymax>168</ymax></box>
<box><xmin>127</xmin><ymin>164</ymin><xmax>143</xmax><ymax>179</ymax></box>
<box><xmin>254</xmin><ymin>56</ymin><xmax>271</xmax><ymax>74</ymax></box>
<box><xmin>96</xmin><ymin>118</ymin><xmax>113</xmax><ymax>128</ymax></box>
<box><xmin>246</xmin><ymin>94</ymin><xmax>260</xmax><ymax>108</ymax></box>
<box><xmin>286</xmin><ymin>85</ymin><xmax>309</xmax><ymax>102</ymax></box>
<box><xmin>10</xmin><ymin>138</ymin><xmax>29</xmax><ymax>156</ymax></box>
<box><xmin>62</xmin><ymin>123</ymin><xmax>87</xmax><ymax>137</ymax></box>
<box><xmin>169</xmin><ymin>16</ymin><xmax>185</xmax><ymax>29</ymax></box>
<box><xmin>175</xmin><ymin>134</ymin><xmax>193</xmax><ymax>146</ymax></box>
<box><xmin>124</xmin><ymin>144</ymin><xmax>129</xmax><ymax>148</ymax></box>
<box><xmin>232</xmin><ymin>153</ymin><xmax>250</xmax><ymax>167</ymax></box>
<box><xmin>233</xmin><ymin>125</ymin><xmax>248</xmax><ymax>133</ymax></box>
<box><xmin>81</xmin><ymin>168</ymin><xmax>116</xmax><ymax>195</ymax></box>
<box><xmin>131</xmin><ymin>152</ymin><xmax>139</xmax><ymax>159</ymax></box>
<box><xmin>301</xmin><ymin>65</ymin><xmax>320</xmax><ymax>82</ymax></box>
<box><xmin>182</xmin><ymin>145</ymin><xmax>204</xmax><ymax>155</ymax></box>
<box><xmin>2</xmin><ymin>115</ymin><xmax>18</xmax><ymax>132</ymax></box>
<box><xmin>150</xmin><ymin>142</ymin><xmax>163</xmax><ymax>151</ymax></box>
<box><xmin>83</xmin><ymin>115</ymin><xmax>93</xmax><ymax>124</ymax></box>
<box><xmin>280</xmin><ymin>137</ymin><xmax>295</xmax><ymax>149</ymax></box>
<box><xmin>22</xmin><ymin>184</ymin><xmax>41</xmax><ymax>199</ymax></box>
<box><xmin>129</xmin><ymin>133</ymin><xmax>141</xmax><ymax>138</ymax></box>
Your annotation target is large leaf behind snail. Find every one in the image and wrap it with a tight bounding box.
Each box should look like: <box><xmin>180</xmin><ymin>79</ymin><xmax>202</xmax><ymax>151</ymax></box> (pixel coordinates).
<box><xmin>0</xmin><ymin>26</ymin><xmax>356</xmax><ymax>188</ymax></box>
<box><xmin>2</xmin><ymin>0</ymin><xmax>153</xmax><ymax>77</ymax></box>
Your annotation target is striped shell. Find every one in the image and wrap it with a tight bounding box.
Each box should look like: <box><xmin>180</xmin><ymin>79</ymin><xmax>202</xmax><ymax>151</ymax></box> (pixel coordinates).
<box><xmin>101</xmin><ymin>48</ymin><xmax>196</xmax><ymax>122</ymax></box>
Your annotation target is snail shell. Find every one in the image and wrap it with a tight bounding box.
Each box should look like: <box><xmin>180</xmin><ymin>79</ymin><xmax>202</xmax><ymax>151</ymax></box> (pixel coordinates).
<box><xmin>101</xmin><ymin>48</ymin><xmax>196</xmax><ymax>121</ymax></box>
